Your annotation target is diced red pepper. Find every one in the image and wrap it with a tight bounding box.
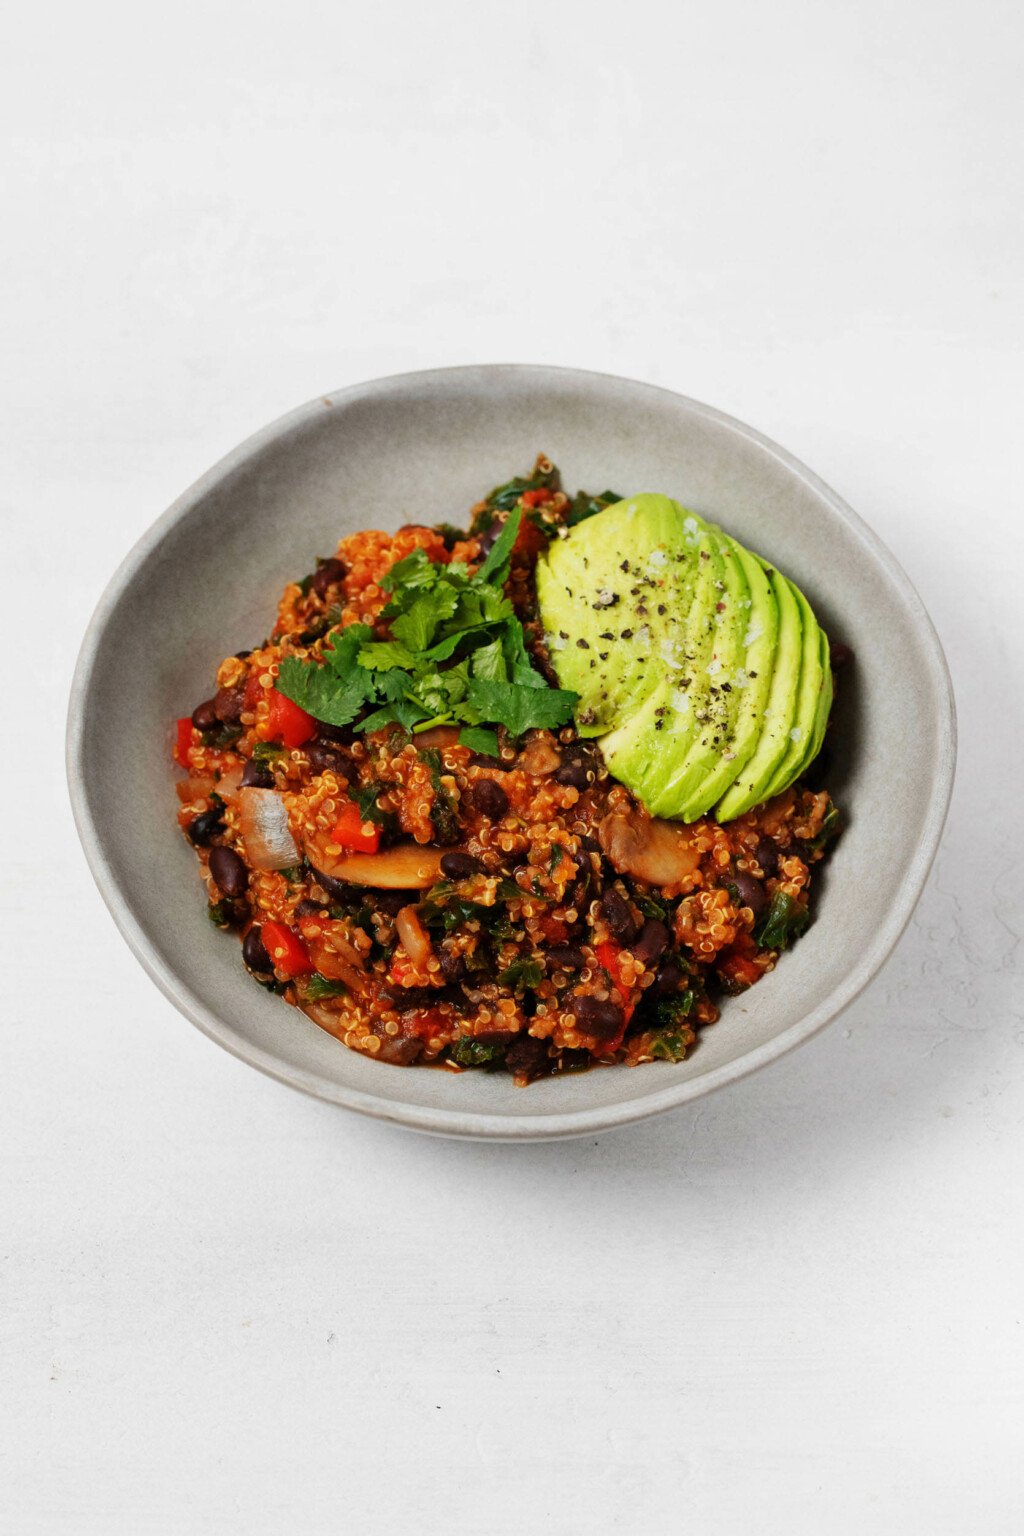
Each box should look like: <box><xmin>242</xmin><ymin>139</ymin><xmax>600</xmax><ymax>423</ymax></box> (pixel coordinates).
<box><xmin>511</xmin><ymin>516</ymin><xmax>547</xmax><ymax>561</ymax></box>
<box><xmin>330</xmin><ymin>799</ymin><xmax>381</xmax><ymax>854</ymax></box>
<box><xmin>266</xmin><ymin>689</ymin><xmax>316</xmax><ymax>748</ymax></box>
<box><xmin>174</xmin><ymin>717</ymin><xmax>194</xmax><ymax>765</ymax></box>
<box><xmin>244</xmin><ymin>670</ymin><xmax>265</xmax><ymax>710</ymax></box>
<box><xmin>595</xmin><ymin>939</ymin><xmax>636</xmax><ymax>1027</ymax></box>
<box><xmin>520</xmin><ymin>488</ymin><xmax>551</xmax><ymax>508</ymax></box>
<box><xmin>717</xmin><ymin>940</ymin><xmax>762</xmax><ymax>991</ymax></box>
<box><xmin>261</xmin><ymin>920</ymin><xmax>313</xmax><ymax>979</ymax></box>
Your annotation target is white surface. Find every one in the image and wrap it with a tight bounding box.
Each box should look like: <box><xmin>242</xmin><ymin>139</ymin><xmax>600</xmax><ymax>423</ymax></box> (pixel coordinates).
<box><xmin>2</xmin><ymin>1</ymin><xmax>1022</xmax><ymax>1531</ymax></box>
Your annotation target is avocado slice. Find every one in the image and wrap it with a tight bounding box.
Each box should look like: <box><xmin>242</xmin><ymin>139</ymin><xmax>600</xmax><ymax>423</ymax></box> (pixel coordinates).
<box><xmin>599</xmin><ymin>518</ymin><xmax>727</xmax><ymax>817</ymax></box>
<box><xmin>535</xmin><ymin>494</ymin><xmax>827</xmax><ymax>823</ymax></box>
<box><xmin>758</xmin><ymin>576</ymin><xmax>828</xmax><ymax>803</ymax></box>
<box><xmin>713</xmin><ymin>566</ymin><xmax>803</xmax><ymax>820</ymax></box>
<box><xmin>646</xmin><ymin>528</ymin><xmax>750</xmax><ymax>820</ymax></box>
<box><xmin>535</xmin><ymin>494</ymin><xmax>708</xmax><ymax>736</ymax></box>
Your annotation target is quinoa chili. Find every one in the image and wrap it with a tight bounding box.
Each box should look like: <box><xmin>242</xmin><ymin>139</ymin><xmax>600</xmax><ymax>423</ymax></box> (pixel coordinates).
<box><xmin>171</xmin><ymin>458</ymin><xmax>843</xmax><ymax>1084</ymax></box>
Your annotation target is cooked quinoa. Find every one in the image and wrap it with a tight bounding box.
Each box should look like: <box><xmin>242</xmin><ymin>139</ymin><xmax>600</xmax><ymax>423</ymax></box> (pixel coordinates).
<box><xmin>172</xmin><ymin>457</ymin><xmax>843</xmax><ymax>1084</ymax></box>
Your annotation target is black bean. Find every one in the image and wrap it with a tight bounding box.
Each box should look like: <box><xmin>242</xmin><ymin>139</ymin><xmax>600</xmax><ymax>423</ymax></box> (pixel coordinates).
<box><xmin>191</xmin><ymin>697</ymin><xmax>219</xmax><ymax>731</ymax></box>
<box><xmin>374</xmin><ymin>889</ymin><xmax>421</xmax><ymax>916</ymax></box>
<box><xmin>476</xmin><ymin>521</ymin><xmax>501</xmax><ymax>556</ymax></box>
<box><xmin>470</xmin><ymin>779</ymin><xmax>508</xmax><ymax>820</ymax></box>
<box><xmin>598</xmin><ymin>887</ymin><xmax>640</xmax><ymax>944</ymax></box>
<box><xmin>306</xmin><ymin>863</ymin><xmax>352</xmax><ymax>902</ymax></box>
<box><xmin>311</xmin><ymin>557</ymin><xmax>346</xmax><ymax>598</ymax></box>
<box><xmin>651</xmin><ymin>960</ymin><xmax>685</xmax><ymax>997</ymax></box>
<box><xmin>474</xmin><ymin>1029</ymin><xmax>515</xmax><ymax>1047</ymax></box>
<box><xmin>755</xmin><ymin>839</ymin><xmax>780</xmax><ymax>879</ymax></box>
<box><xmin>375</xmin><ymin>1034</ymin><xmax>425</xmax><ymax>1066</ymax></box>
<box><xmin>241</xmin><ymin>758</ymin><xmax>275</xmax><ymax>788</ymax></box>
<box><xmin>209</xmin><ymin>845</ymin><xmax>248</xmax><ymax>897</ymax></box>
<box><xmin>316</xmin><ymin>721</ymin><xmax>356</xmax><ymax>745</ymax></box>
<box><xmin>554</xmin><ymin>760</ymin><xmax>590</xmax><ymax>790</ymax></box>
<box><xmin>554</xmin><ymin>743</ymin><xmax>599</xmax><ymax>790</ymax></box>
<box><xmin>307</xmin><ymin>739</ymin><xmax>348</xmax><ymax>775</ymax></box>
<box><xmin>213</xmin><ymin>684</ymin><xmax>245</xmax><ymax>724</ymax></box>
<box><xmin>187</xmin><ymin>807</ymin><xmax>225</xmax><ymax>847</ymax></box>
<box><xmin>731</xmin><ymin>869</ymin><xmax>767</xmax><ymax>918</ymax></box>
<box><xmin>439</xmin><ymin>852</ymin><xmax>479</xmax><ymax>880</ymax></box>
<box><xmin>294</xmin><ymin>899</ymin><xmax>323</xmax><ymax>919</ymax></box>
<box><xmin>571</xmin><ymin>996</ymin><xmax>625</xmax><ymax>1039</ymax></box>
<box><xmin>632</xmin><ymin>918</ymin><xmax>669</xmax><ymax>967</ymax></box>
<box><xmin>242</xmin><ymin>925</ymin><xmax>272</xmax><ymax>974</ymax></box>
<box><xmin>468</xmin><ymin>752</ymin><xmax>503</xmax><ymax>770</ymax></box>
<box><xmin>382</xmin><ymin>983</ymin><xmax>464</xmax><ymax>1013</ymax></box>
<box><xmin>830</xmin><ymin>640</ymin><xmax>854</xmax><ymax>670</ymax></box>
<box><xmin>504</xmin><ymin>1033</ymin><xmax>549</xmax><ymax>1079</ymax></box>
<box><xmin>438</xmin><ymin>945</ymin><xmax>467</xmax><ymax>982</ymax></box>
<box><xmin>545</xmin><ymin>944</ymin><xmax>587</xmax><ymax>973</ymax></box>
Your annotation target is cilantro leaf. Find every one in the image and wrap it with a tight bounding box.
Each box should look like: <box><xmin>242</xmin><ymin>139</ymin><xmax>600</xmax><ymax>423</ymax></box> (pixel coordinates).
<box><xmin>390</xmin><ymin>585</ymin><xmax>459</xmax><ymax>651</ymax></box>
<box><xmin>357</xmin><ymin>640</ymin><xmax>417</xmax><ymax>672</ymax></box>
<box><xmin>458</xmin><ymin>726</ymin><xmax>500</xmax><ymax>756</ymax></box>
<box><xmin>477</xmin><ymin>507</ymin><xmax>522</xmax><ymax>584</ymax></box>
<box><xmin>470</xmin><ymin>637</ymin><xmax>508</xmax><ymax>683</ymax></box>
<box><xmin>379</xmin><ymin>548</ymin><xmax>437</xmax><ymax>596</ymax></box>
<box><xmin>465</xmin><ymin>678</ymin><xmax>577</xmax><ymax>736</ymax></box>
<box><xmin>323</xmin><ymin>624</ymin><xmax>372</xmax><ymax>672</ymax></box>
<box><xmin>501</xmin><ymin>621</ymin><xmax>545</xmax><ymax>687</ymax></box>
<box><xmin>276</xmin><ymin>654</ymin><xmax>372</xmax><ymax>726</ymax></box>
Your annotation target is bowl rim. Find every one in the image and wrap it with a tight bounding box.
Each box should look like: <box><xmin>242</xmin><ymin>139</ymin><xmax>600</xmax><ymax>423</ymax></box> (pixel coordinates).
<box><xmin>66</xmin><ymin>364</ymin><xmax>957</xmax><ymax>1140</ymax></box>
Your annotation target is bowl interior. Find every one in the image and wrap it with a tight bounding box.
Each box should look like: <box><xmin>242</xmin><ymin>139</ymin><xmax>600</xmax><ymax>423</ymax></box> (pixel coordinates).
<box><xmin>69</xmin><ymin>367</ymin><xmax>954</xmax><ymax>1137</ymax></box>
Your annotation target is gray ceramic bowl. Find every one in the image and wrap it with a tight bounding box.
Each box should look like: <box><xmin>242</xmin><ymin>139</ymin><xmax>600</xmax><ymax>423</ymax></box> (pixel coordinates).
<box><xmin>67</xmin><ymin>366</ymin><xmax>955</xmax><ymax>1140</ymax></box>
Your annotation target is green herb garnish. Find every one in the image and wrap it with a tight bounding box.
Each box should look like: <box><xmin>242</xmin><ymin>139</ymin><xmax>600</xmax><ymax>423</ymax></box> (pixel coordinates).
<box><xmin>299</xmin><ymin>973</ymin><xmax>347</xmax><ymax>1001</ymax></box>
<box><xmin>274</xmin><ymin>507</ymin><xmax>577</xmax><ymax>741</ymax></box>
<box><xmin>568</xmin><ymin>488</ymin><xmax>623</xmax><ymax>526</ymax></box>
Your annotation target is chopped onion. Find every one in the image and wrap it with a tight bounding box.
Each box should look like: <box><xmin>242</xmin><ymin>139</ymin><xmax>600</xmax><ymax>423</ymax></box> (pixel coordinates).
<box><xmin>176</xmin><ymin>774</ymin><xmax>216</xmax><ymax>805</ymax></box>
<box><xmin>395</xmin><ymin>905</ymin><xmax>432</xmax><ymax>966</ymax></box>
<box><xmin>238</xmin><ymin>787</ymin><xmax>300</xmax><ymax>870</ymax></box>
<box><xmin>307</xmin><ymin>839</ymin><xmax>444</xmax><ymax>889</ymax></box>
<box><xmin>214</xmin><ymin>764</ymin><xmax>244</xmax><ymax>803</ymax></box>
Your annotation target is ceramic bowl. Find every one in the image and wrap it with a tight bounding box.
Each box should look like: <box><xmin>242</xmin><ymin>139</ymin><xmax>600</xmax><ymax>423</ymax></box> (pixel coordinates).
<box><xmin>67</xmin><ymin>366</ymin><xmax>955</xmax><ymax>1139</ymax></box>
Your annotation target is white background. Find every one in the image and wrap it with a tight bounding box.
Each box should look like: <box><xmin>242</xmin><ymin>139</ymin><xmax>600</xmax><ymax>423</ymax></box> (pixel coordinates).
<box><xmin>3</xmin><ymin>2</ymin><xmax>1023</xmax><ymax>1531</ymax></box>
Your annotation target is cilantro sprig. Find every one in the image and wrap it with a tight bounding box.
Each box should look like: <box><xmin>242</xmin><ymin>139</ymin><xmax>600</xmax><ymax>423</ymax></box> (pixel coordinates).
<box><xmin>276</xmin><ymin>508</ymin><xmax>578</xmax><ymax>741</ymax></box>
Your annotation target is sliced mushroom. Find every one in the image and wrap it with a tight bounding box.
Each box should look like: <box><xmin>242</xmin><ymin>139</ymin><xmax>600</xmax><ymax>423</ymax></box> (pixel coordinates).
<box><xmin>307</xmin><ymin>837</ymin><xmax>445</xmax><ymax>889</ymax></box>
<box><xmin>598</xmin><ymin>811</ymin><xmax>701</xmax><ymax>887</ymax></box>
<box><xmin>414</xmin><ymin>726</ymin><xmax>461</xmax><ymax>750</ymax></box>
<box><xmin>518</xmin><ymin>733</ymin><xmax>561</xmax><ymax>776</ymax></box>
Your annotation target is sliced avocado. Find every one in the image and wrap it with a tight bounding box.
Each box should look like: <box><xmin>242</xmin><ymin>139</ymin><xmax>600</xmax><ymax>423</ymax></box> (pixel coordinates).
<box><xmin>598</xmin><ymin>517</ymin><xmax>725</xmax><ymax>817</ymax></box>
<box><xmin>598</xmin><ymin>674</ymin><xmax>688</xmax><ymax>815</ymax></box>
<box><xmin>652</xmin><ymin>529</ymin><xmax>749</xmax><ymax>820</ymax></box>
<box><xmin>674</xmin><ymin>532</ymin><xmax>781</xmax><ymax>820</ymax></box>
<box><xmin>789</xmin><ymin>623</ymin><xmax>833</xmax><ymax>782</ymax></box>
<box><xmin>714</xmin><ymin>566</ymin><xmax>803</xmax><ymax>820</ymax></box>
<box><xmin>536</xmin><ymin>493</ymin><xmax>828</xmax><ymax>823</ymax></box>
<box><xmin>535</xmin><ymin>495</ymin><xmax>707</xmax><ymax>735</ymax></box>
<box><xmin>757</xmin><ymin>578</ymin><xmax>825</xmax><ymax>802</ymax></box>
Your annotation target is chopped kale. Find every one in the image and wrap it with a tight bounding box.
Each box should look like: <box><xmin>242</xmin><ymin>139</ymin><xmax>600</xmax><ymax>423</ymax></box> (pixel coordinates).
<box><xmin>498</xmin><ymin>958</ymin><xmax>543</xmax><ymax>992</ymax></box>
<box><xmin>754</xmin><ymin>892</ymin><xmax>811</xmax><ymax>950</ymax></box>
<box><xmin>449</xmin><ymin>1037</ymin><xmax>508</xmax><ymax>1067</ymax></box>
